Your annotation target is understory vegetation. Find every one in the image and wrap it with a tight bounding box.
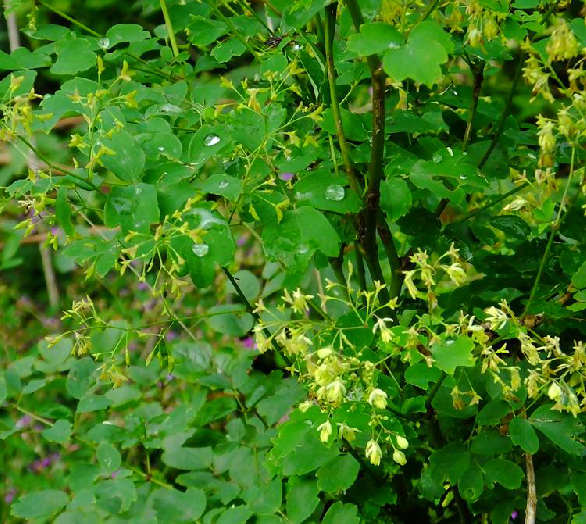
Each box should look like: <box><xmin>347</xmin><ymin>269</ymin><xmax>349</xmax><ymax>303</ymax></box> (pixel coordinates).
<box><xmin>2</xmin><ymin>0</ymin><xmax>586</xmax><ymax>523</ymax></box>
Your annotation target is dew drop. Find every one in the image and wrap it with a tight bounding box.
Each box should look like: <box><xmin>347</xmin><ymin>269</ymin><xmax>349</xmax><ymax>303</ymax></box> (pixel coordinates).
<box><xmin>432</xmin><ymin>153</ymin><xmax>442</xmax><ymax>164</ymax></box>
<box><xmin>298</xmin><ymin>244</ymin><xmax>309</xmax><ymax>254</ymax></box>
<box><xmin>388</xmin><ymin>42</ymin><xmax>400</xmax><ymax>50</ymax></box>
<box><xmin>98</xmin><ymin>38</ymin><xmax>110</xmax><ymax>50</ymax></box>
<box><xmin>292</xmin><ymin>44</ymin><xmax>302</xmax><ymax>51</ymax></box>
<box><xmin>325</xmin><ymin>184</ymin><xmax>345</xmax><ymax>201</ymax></box>
<box><xmin>218</xmin><ymin>180</ymin><xmax>229</xmax><ymax>189</ymax></box>
<box><xmin>192</xmin><ymin>243</ymin><xmax>209</xmax><ymax>257</ymax></box>
<box><xmin>459</xmin><ymin>174</ymin><xmax>467</xmax><ymax>180</ymax></box>
<box><xmin>161</xmin><ymin>103</ymin><xmax>181</xmax><ymax>114</ymax></box>
<box><xmin>158</xmin><ymin>146</ymin><xmax>165</xmax><ymax>152</ymax></box>
<box><xmin>204</xmin><ymin>134</ymin><xmax>221</xmax><ymax>147</ymax></box>
<box><xmin>446</xmin><ymin>339</ymin><xmax>455</xmax><ymax>345</ymax></box>
<box><xmin>135</xmin><ymin>186</ymin><xmax>142</xmax><ymax>195</ymax></box>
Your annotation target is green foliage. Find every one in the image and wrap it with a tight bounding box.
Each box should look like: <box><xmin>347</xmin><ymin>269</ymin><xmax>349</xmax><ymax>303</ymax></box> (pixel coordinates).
<box><xmin>2</xmin><ymin>0</ymin><xmax>586</xmax><ymax>523</ymax></box>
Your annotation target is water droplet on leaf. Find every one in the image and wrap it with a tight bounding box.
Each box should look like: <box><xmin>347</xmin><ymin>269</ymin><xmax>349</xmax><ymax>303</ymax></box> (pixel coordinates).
<box><xmin>192</xmin><ymin>243</ymin><xmax>209</xmax><ymax>257</ymax></box>
<box><xmin>432</xmin><ymin>153</ymin><xmax>442</xmax><ymax>164</ymax></box>
<box><xmin>98</xmin><ymin>38</ymin><xmax>110</xmax><ymax>50</ymax></box>
<box><xmin>204</xmin><ymin>134</ymin><xmax>221</xmax><ymax>147</ymax></box>
<box><xmin>388</xmin><ymin>42</ymin><xmax>400</xmax><ymax>50</ymax></box>
<box><xmin>298</xmin><ymin>244</ymin><xmax>309</xmax><ymax>254</ymax></box>
<box><xmin>135</xmin><ymin>186</ymin><xmax>142</xmax><ymax>195</ymax></box>
<box><xmin>219</xmin><ymin>180</ymin><xmax>229</xmax><ymax>189</ymax></box>
<box><xmin>459</xmin><ymin>174</ymin><xmax>467</xmax><ymax>180</ymax></box>
<box><xmin>325</xmin><ymin>184</ymin><xmax>345</xmax><ymax>201</ymax></box>
<box><xmin>158</xmin><ymin>146</ymin><xmax>165</xmax><ymax>152</ymax></box>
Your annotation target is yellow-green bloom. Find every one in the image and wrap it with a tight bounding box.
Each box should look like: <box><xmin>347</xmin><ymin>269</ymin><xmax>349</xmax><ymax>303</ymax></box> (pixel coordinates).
<box><xmin>365</xmin><ymin>439</ymin><xmax>382</xmax><ymax>466</ymax></box>
<box><xmin>317</xmin><ymin>421</ymin><xmax>332</xmax><ymax>443</ymax></box>
<box><xmin>367</xmin><ymin>388</ymin><xmax>388</xmax><ymax>410</ymax></box>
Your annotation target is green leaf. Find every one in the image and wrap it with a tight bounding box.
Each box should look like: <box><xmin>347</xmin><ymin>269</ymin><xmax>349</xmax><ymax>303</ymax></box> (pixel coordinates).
<box><xmin>97</xmin><ymin>442</ymin><xmax>122</xmax><ymax>475</ymax></box>
<box><xmin>188</xmin><ymin>17</ymin><xmax>228</xmax><ymax>47</ymax></box>
<box><xmin>404</xmin><ymin>362</ymin><xmax>442</xmax><ymax>389</ymax></box>
<box><xmin>286</xmin><ymin>478</ymin><xmax>319</xmax><ymax>524</ymax></box>
<box><xmin>483</xmin><ymin>458</ymin><xmax>524</xmax><ymax>489</ymax></box>
<box><xmin>380</xmin><ymin>178</ymin><xmax>411</xmax><ymax>221</ymax></box>
<box><xmin>321</xmin><ymin>502</ymin><xmax>360</xmax><ymax>524</ymax></box>
<box><xmin>207</xmin><ymin>305</ymin><xmax>254</xmax><ymax>337</ymax></box>
<box><xmin>162</xmin><ymin>447</ymin><xmax>213</xmax><ymax>470</ymax></box>
<box><xmin>200</xmin><ymin>174</ymin><xmax>243</xmax><ymax>202</ymax></box>
<box><xmin>55</xmin><ymin>186</ymin><xmax>75</xmax><ymax>236</ymax></box>
<box><xmin>217</xmin><ymin>506</ymin><xmax>253</xmax><ymax>524</ymax></box>
<box><xmin>101</xmin><ymin>130</ymin><xmax>146</xmax><ymax>182</ymax></box>
<box><xmin>51</xmin><ymin>39</ymin><xmax>96</xmax><ymax>75</ymax></box>
<box><xmin>476</xmin><ymin>399</ymin><xmax>511</xmax><ymax>426</ymax></box>
<box><xmin>293</xmin><ymin>170</ymin><xmax>362</xmax><ymax>214</ymax></box>
<box><xmin>316</xmin><ymin>454</ymin><xmax>360</xmax><ymax>493</ymax></box>
<box><xmin>152</xmin><ymin>488</ymin><xmax>207</xmax><ymax>522</ymax></box>
<box><xmin>105</xmin><ymin>24</ymin><xmax>150</xmax><ymax>46</ymax></box>
<box><xmin>245</xmin><ymin>478</ymin><xmax>282</xmax><ymax>514</ymax></box>
<box><xmin>530</xmin><ymin>405</ymin><xmax>586</xmax><ymax>455</ymax></box>
<box><xmin>572</xmin><ymin>260</ymin><xmax>586</xmax><ymax>289</ymax></box>
<box><xmin>429</xmin><ymin>443</ymin><xmax>471</xmax><ymax>485</ymax></box>
<box><xmin>509</xmin><ymin>417</ymin><xmax>540</xmax><ymax>454</ymax></box>
<box><xmin>383</xmin><ymin>21</ymin><xmax>453</xmax><ymax>86</ymax></box>
<box><xmin>430</xmin><ymin>336</ymin><xmax>475</xmax><ymax>374</ymax></box>
<box><xmin>41</xmin><ymin>419</ymin><xmax>72</xmax><ymax>443</ymax></box>
<box><xmin>77</xmin><ymin>394</ymin><xmax>111</xmax><ymax>414</ymax></box>
<box><xmin>458</xmin><ymin>463</ymin><xmax>484</xmax><ymax>500</ymax></box>
<box><xmin>212</xmin><ymin>39</ymin><xmax>247</xmax><ymax>63</ymax></box>
<box><xmin>11</xmin><ymin>490</ymin><xmax>69</xmax><ymax>519</ymax></box>
<box><xmin>470</xmin><ymin>430</ymin><xmax>513</xmax><ymax>456</ymax></box>
<box><xmin>347</xmin><ymin>22</ymin><xmax>403</xmax><ymax>56</ymax></box>
<box><xmin>280</xmin><ymin>431</ymin><xmax>339</xmax><ymax>475</ymax></box>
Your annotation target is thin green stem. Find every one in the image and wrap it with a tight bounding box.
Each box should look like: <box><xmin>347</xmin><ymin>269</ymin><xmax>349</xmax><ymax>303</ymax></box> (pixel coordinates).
<box><xmin>478</xmin><ymin>56</ymin><xmax>522</xmax><ymax>169</ymax></box>
<box><xmin>462</xmin><ymin>62</ymin><xmax>485</xmax><ymax>153</ymax></box>
<box><xmin>449</xmin><ymin>181</ymin><xmax>530</xmax><ymax>226</ymax></box>
<box><xmin>222</xmin><ymin>267</ymin><xmax>292</xmax><ymax>367</ymax></box>
<box><xmin>324</xmin><ymin>3</ymin><xmax>359</xmax><ymax>194</ymax></box>
<box><xmin>38</xmin><ymin>0</ymin><xmax>101</xmax><ymax>37</ymax></box>
<box><xmin>376</xmin><ymin>213</ymin><xmax>402</xmax><ymax>299</ymax></box>
<box><xmin>15</xmin><ymin>134</ymin><xmax>101</xmax><ymax>192</ymax></box>
<box><xmin>354</xmin><ymin>242</ymin><xmax>368</xmax><ymax>293</ymax></box>
<box><xmin>523</xmin><ymin>147</ymin><xmax>576</xmax><ymax>317</ymax></box>
<box><xmin>160</xmin><ymin>0</ymin><xmax>179</xmax><ymax>57</ymax></box>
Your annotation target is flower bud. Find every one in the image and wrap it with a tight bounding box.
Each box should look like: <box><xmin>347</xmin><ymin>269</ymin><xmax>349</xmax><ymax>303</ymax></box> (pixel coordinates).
<box><xmin>395</xmin><ymin>435</ymin><xmax>409</xmax><ymax>450</ymax></box>
<box><xmin>392</xmin><ymin>449</ymin><xmax>407</xmax><ymax>466</ymax></box>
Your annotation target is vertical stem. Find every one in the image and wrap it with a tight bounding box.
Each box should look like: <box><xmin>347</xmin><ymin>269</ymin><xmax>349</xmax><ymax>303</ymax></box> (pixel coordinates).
<box><xmin>525</xmin><ymin>453</ymin><xmax>537</xmax><ymax>524</ymax></box>
<box><xmin>462</xmin><ymin>62</ymin><xmax>485</xmax><ymax>153</ymax></box>
<box><xmin>5</xmin><ymin>3</ymin><xmax>60</xmax><ymax>308</ymax></box>
<box><xmin>160</xmin><ymin>0</ymin><xmax>179</xmax><ymax>57</ymax></box>
<box><xmin>324</xmin><ymin>3</ymin><xmax>360</xmax><ymax>194</ymax></box>
<box><xmin>523</xmin><ymin>146</ymin><xmax>575</xmax><ymax>318</ymax></box>
<box><xmin>478</xmin><ymin>55</ymin><xmax>522</xmax><ymax>169</ymax></box>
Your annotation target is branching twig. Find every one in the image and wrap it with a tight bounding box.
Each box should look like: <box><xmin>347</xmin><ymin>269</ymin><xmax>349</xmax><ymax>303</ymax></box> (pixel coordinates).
<box><xmin>525</xmin><ymin>453</ymin><xmax>537</xmax><ymax>524</ymax></box>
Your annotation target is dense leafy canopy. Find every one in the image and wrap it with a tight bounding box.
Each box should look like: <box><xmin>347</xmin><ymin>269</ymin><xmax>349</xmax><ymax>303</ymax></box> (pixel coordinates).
<box><xmin>2</xmin><ymin>0</ymin><xmax>586</xmax><ymax>523</ymax></box>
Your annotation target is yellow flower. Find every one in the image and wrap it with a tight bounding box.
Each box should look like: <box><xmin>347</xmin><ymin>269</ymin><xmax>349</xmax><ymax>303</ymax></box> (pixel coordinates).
<box><xmin>367</xmin><ymin>388</ymin><xmax>388</xmax><ymax>410</ymax></box>
<box><xmin>283</xmin><ymin>288</ymin><xmax>314</xmax><ymax>314</ymax></box>
<box><xmin>392</xmin><ymin>449</ymin><xmax>407</xmax><ymax>466</ymax></box>
<box><xmin>365</xmin><ymin>439</ymin><xmax>382</xmax><ymax>466</ymax></box>
<box><xmin>395</xmin><ymin>435</ymin><xmax>409</xmax><ymax>450</ymax></box>
<box><xmin>317</xmin><ymin>421</ymin><xmax>332</xmax><ymax>443</ymax></box>
<box><xmin>326</xmin><ymin>379</ymin><xmax>346</xmax><ymax>404</ymax></box>
<box><xmin>337</xmin><ymin>423</ymin><xmax>357</xmax><ymax>443</ymax></box>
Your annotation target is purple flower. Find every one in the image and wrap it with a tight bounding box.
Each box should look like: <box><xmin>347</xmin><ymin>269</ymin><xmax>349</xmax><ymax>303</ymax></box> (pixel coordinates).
<box><xmin>511</xmin><ymin>511</ymin><xmax>518</xmax><ymax>520</ymax></box>
<box><xmin>165</xmin><ymin>330</ymin><xmax>178</xmax><ymax>341</ymax></box>
<box><xmin>15</xmin><ymin>415</ymin><xmax>32</xmax><ymax>429</ymax></box>
<box><xmin>166</xmin><ymin>374</ymin><xmax>175</xmax><ymax>382</ymax></box>
<box><xmin>241</xmin><ymin>336</ymin><xmax>255</xmax><ymax>350</ymax></box>
<box><xmin>5</xmin><ymin>488</ymin><xmax>16</xmax><ymax>504</ymax></box>
<box><xmin>279</xmin><ymin>172</ymin><xmax>294</xmax><ymax>181</ymax></box>
<box><xmin>237</xmin><ymin>235</ymin><xmax>247</xmax><ymax>247</ymax></box>
<box><xmin>40</xmin><ymin>457</ymin><xmax>51</xmax><ymax>468</ymax></box>
<box><xmin>137</xmin><ymin>282</ymin><xmax>149</xmax><ymax>291</ymax></box>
